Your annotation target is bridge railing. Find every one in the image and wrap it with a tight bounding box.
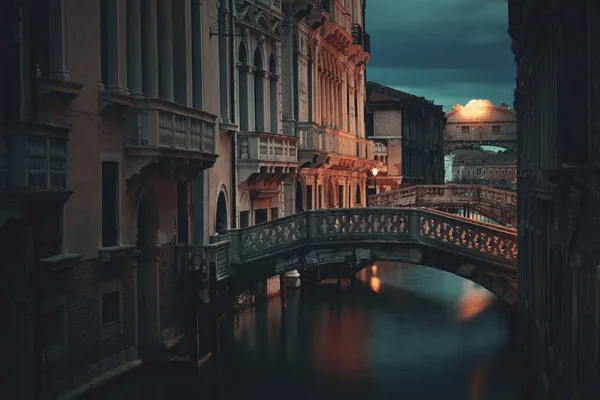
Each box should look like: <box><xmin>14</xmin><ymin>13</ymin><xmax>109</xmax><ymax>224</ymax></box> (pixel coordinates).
<box><xmin>216</xmin><ymin>208</ymin><xmax>517</xmax><ymax>273</ymax></box>
<box><xmin>175</xmin><ymin>240</ymin><xmax>231</xmax><ymax>281</ymax></box>
<box><xmin>368</xmin><ymin>184</ymin><xmax>516</xmax><ymax>209</ymax></box>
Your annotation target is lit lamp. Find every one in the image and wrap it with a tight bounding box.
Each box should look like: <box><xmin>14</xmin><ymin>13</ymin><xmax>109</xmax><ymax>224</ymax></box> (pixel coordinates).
<box><xmin>371</xmin><ymin>167</ymin><xmax>378</xmax><ymax>194</ymax></box>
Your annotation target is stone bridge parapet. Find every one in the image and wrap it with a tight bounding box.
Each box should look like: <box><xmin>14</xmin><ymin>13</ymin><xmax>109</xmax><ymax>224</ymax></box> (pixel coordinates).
<box><xmin>368</xmin><ymin>184</ymin><xmax>517</xmax><ymax>225</ymax></box>
<box><xmin>179</xmin><ymin>208</ymin><xmax>519</xmax><ymax>303</ymax></box>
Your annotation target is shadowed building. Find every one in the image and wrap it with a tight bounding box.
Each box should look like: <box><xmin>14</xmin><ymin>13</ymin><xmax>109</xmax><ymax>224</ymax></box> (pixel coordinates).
<box><xmin>365</xmin><ymin>82</ymin><xmax>446</xmax><ymax>190</ymax></box>
<box><xmin>1</xmin><ymin>0</ymin><xmax>220</xmax><ymax>398</ymax></box>
<box><xmin>509</xmin><ymin>0</ymin><xmax>600</xmax><ymax>399</ymax></box>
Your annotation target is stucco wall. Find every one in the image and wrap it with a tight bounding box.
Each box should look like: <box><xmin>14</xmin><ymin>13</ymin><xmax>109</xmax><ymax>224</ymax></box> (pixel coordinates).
<box><xmin>374</xmin><ymin>110</ymin><xmax>402</xmax><ymax>137</ymax></box>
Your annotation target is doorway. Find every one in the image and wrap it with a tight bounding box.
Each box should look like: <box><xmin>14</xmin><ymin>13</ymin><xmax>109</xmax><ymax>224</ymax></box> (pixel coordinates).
<box><xmin>295</xmin><ymin>181</ymin><xmax>304</xmax><ymax>213</ymax></box>
<box><xmin>216</xmin><ymin>191</ymin><xmax>228</xmax><ymax>234</ymax></box>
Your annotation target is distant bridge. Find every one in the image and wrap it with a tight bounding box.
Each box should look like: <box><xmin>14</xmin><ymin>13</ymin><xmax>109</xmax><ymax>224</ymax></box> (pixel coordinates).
<box><xmin>368</xmin><ymin>185</ymin><xmax>517</xmax><ymax>226</ymax></box>
<box><xmin>179</xmin><ymin>208</ymin><xmax>518</xmax><ymax>304</ymax></box>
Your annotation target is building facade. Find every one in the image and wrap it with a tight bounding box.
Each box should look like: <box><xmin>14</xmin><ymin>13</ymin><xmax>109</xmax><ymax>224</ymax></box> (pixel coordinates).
<box><xmin>287</xmin><ymin>0</ymin><xmax>374</xmax><ymax>211</ymax></box>
<box><xmin>509</xmin><ymin>0</ymin><xmax>600</xmax><ymax>399</ymax></box>
<box><xmin>1</xmin><ymin>0</ymin><xmax>220</xmax><ymax>398</ymax></box>
<box><xmin>450</xmin><ymin>149</ymin><xmax>517</xmax><ymax>190</ymax></box>
<box><xmin>365</xmin><ymin>81</ymin><xmax>445</xmax><ymax>190</ymax></box>
<box><xmin>444</xmin><ymin>99</ymin><xmax>517</xmax><ymax>154</ymax></box>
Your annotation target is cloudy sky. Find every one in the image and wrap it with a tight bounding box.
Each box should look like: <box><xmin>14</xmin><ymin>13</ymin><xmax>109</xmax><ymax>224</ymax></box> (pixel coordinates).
<box><xmin>365</xmin><ymin>0</ymin><xmax>514</xmax><ymax>111</ymax></box>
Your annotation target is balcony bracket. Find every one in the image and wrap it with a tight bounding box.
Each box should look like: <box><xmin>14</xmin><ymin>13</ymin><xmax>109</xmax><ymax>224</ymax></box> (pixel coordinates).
<box><xmin>37</xmin><ymin>76</ymin><xmax>83</xmax><ymax>103</ymax></box>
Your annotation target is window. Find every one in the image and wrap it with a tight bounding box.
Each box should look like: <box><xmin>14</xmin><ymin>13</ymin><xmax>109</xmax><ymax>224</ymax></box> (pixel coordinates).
<box><xmin>338</xmin><ymin>185</ymin><xmax>344</xmax><ymax>208</ymax></box>
<box><xmin>496</xmin><ymin>169</ymin><xmax>499</xmax><ymax>175</ymax></box>
<box><xmin>102</xmin><ymin>291</ymin><xmax>120</xmax><ymax>326</ymax></box>
<box><xmin>101</xmin><ymin>161</ymin><xmax>119</xmax><ymax>247</ymax></box>
<box><xmin>255</xmin><ymin>209</ymin><xmax>268</xmax><ymax>224</ymax></box>
<box><xmin>101</xmin><ymin>290</ymin><xmax>121</xmax><ymax>339</ymax></box>
<box><xmin>240</xmin><ymin>211</ymin><xmax>250</xmax><ymax>228</ymax></box>
<box><xmin>306</xmin><ymin>185</ymin><xmax>313</xmax><ymax>210</ymax></box>
<box><xmin>318</xmin><ymin>185</ymin><xmax>323</xmax><ymax>209</ymax></box>
<box><xmin>509</xmin><ymin>169</ymin><xmax>512</xmax><ymax>175</ymax></box>
<box><xmin>492</xmin><ymin>125</ymin><xmax>501</xmax><ymax>134</ymax></box>
<box><xmin>461</xmin><ymin>126</ymin><xmax>469</xmax><ymax>134</ymax></box>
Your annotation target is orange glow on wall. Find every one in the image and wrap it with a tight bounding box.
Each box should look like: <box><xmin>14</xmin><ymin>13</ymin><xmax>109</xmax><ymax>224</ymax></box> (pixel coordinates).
<box><xmin>371</xmin><ymin>264</ymin><xmax>378</xmax><ymax>275</ymax></box>
<box><xmin>457</xmin><ymin>281</ymin><xmax>494</xmax><ymax>321</ymax></box>
<box><xmin>370</xmin><ymin>276</ymin><xmax>381</xmax><ymax>293</ymax></box>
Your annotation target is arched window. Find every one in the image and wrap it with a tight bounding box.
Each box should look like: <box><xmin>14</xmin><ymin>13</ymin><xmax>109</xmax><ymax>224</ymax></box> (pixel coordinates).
<box><xmin>216</xmin><ymin>191</ymin><xmax>228</xmax><ymax>234</ymax></box>
<box><xmin>292</xmin><ymin>34</ymin><xmax>299</xmax><ymax>121</ymax></box>
<box><xmin>238</xmin><ymin>43</ymin><xmax>249</xmax><ymax>131</ymax></box>
<box><xmin>254</xmin><ymin>47</ymin><xmax>265</xmax><ymax>131</ymax></box>
<box><xmin>269</xmin><ymin>53</ymin><xmax>278</xmax><ymax>133</ymax></box>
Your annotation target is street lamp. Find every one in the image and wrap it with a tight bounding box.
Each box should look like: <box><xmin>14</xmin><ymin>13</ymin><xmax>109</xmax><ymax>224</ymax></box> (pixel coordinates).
<box><xmin>372</xmin><ymin>167</ymin><xmax>378</xmax><ymax>194</ymax></box>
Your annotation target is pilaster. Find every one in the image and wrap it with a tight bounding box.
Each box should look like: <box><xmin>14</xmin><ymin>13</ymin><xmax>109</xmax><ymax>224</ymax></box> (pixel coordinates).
<box><xmin>49</xmin><ymin>0</ymin><xmax>68</xmax><ymax>79</ymax></box>
<box><xmin>157</xmin><ymin>0</ymin><xmax>174</xmax><ymax>101</ymax></box>
<box><xmin>142</xmin><ymin>0</ymin><xmax>159</xmax><ymax>98</ymax></box>
<box><xmin>217</xmin><ymin>3</ymin><xmax>230</xmax><ymax>121</ymax></box>
<box><xmin>281</xmin><ymin>20</ymin><xmax>295</xmax><ymax>122</ymax></box>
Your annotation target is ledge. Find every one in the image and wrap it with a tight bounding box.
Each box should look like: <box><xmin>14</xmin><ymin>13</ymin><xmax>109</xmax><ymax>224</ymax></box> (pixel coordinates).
<box><xmin>219</xmin><ymin>122</ymin><xmax>239</xmax><ymax>134</ymax></box>
<box><xmin>99</xmin><ymin>89</ymin><xmax>133</xmax><ymax>111</ymax></box>
<box><xmin>38</xmin><ymin>76</ymin><xmax>83</xmax><ymax>103</ymax></box>
<box><xmin>98</xmin><ymin>245</ymin><xmax>138</xmax><ymax>265</ymax></box>
<box><xmin>39</xmin><ymin>254</ymin><xmax>83</xmax><ymax>272</ymax></box>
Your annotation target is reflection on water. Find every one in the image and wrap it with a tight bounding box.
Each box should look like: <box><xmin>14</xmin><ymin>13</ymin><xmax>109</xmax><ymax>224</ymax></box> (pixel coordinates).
<box><xmin>101</xmin><ymin>262</ymin><xmax>522</xmax><ymax>400</ymax></box>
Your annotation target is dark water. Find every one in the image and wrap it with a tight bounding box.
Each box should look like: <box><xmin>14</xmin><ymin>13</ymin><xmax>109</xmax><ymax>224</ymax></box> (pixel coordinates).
<box><xmin>99</xmin><ymin>262</ymin><xmax>522</xmax><ymax>399</ymax></box>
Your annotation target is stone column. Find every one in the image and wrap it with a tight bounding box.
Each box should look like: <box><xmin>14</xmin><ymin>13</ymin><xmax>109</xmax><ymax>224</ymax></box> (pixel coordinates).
<box><xmin>217</xmin><ymin>1</ymin><xmax>229</xmax><ymax>120</ymax></box>
<box><xmin>284</xmin><ymin>178</ymin><xmax>301</xmax><ymax>288</ymax></box>
<box><xmin>127</xmin><ymin>0</ymin><xmax>144</xmax><ymax>96</ymax></box>
<box><xmin>49</xmin><ymin>0</ymin><xmax>68</xmax><ymax>79</ymax></box>
<box><xmin>281</xmin><ymin>21</ymin><xmax>295</xmax><ymax>121</ymax></box>
<box><xmin>157</xmin><ymin>0</ymin><xmax>174</xmax><ymax>101</ymax></box>
<box><xmin>142</xmin><ymin>0</ymin><xmax>159</xmax><ymax>98</ymax></box>
<box><xmin>102</xmin><ymin>0</ymin><xmax>120</xmax><ymax>89</ymax></box>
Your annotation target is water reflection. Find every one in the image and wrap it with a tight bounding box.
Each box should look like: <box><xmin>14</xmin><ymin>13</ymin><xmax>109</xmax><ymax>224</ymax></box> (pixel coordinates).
<box><xmin>102</xmin><ymin>262</ymin><xmax>521</xmax><ymax>399</ymax></box>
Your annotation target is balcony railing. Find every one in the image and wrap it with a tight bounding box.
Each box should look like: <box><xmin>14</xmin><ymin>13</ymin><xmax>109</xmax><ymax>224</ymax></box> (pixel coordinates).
<box><xmin>238</xmin><ymin>132</ymin><xmax>298</xmax><ymax>163</ymax></box>
<box><xmin>127</xmin><ymin>99</ymin><xmax>217</xmax><ymax>155</ymax></box>
<box><xmin>298</xmin><ymin>127</ymin><xmax>374</xmax><ymax>159</ymax></box>
<box><xmin>314</xmin><ymin>0</ymin><xmax>351</xmax><ymax>32</ymax></box>
<box><xmin>0</xmin><ymin>121</ymin><xmax>69</xmax><ymax>192</ymax></box>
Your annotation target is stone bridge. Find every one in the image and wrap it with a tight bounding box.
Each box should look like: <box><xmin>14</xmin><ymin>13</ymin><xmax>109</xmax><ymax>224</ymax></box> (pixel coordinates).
<box><xmin>177</xmin><ymin>208</ymin><xmax>519</xmax><ymax>304</ymax></box>
<box><xmin>368</xmin><ymin>184</ymin><xmax>517</xmax><ymax>226</ymax></box>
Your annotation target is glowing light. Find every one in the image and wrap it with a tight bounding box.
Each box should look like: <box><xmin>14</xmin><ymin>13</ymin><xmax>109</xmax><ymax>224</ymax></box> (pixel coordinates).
<box><xmin>370</xmin><ymin>276</ymin><xmax>381</xmax><ymax>293</ymax></box>
<box><xmin>371</xmin><ymin>264</ymin><xmax>378</xmax><ymax>275</ymax></box>
<box><xmin>371</xmin><ymin>167</ymin><xmax>378</xmax><ymax>177</ymax></box>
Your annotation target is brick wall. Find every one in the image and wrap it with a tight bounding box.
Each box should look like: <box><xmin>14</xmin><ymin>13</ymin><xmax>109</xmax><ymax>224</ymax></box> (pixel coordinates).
<box><xmin>44</xmin><ymin>258</ymin><xmax>136</xmax><ymax>396</ymax></box>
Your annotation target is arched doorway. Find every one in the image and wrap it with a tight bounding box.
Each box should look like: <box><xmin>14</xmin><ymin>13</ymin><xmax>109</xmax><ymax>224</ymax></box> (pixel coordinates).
<box><xmin>136</xmin><ymin>195</ymin><xmax>159</xmax><ymax>356</ymax></box>
<box><xmin>216</xmin><ymin>191</ymin><xmax>228</xmax><ymax>234</ymax></box>
<box><xmin>355</xmin><ymin>183</ymin><xmax>362</xmax><ymax>205</ymax></box>
<box><xmin>295</xmin><ymin>181</ymin><xmax>304</xmax><ymax>212</ymax></box>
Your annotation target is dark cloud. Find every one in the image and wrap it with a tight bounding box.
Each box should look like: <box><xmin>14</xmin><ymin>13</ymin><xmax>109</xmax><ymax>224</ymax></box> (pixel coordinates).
<box><xmin>365</xmin><ymin>0</ymin><xmax>514</xmax><ymax>109</ymax></box>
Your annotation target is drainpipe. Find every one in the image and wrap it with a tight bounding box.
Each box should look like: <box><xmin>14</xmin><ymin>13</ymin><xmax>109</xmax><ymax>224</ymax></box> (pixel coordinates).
<box><xmin>229</xmin><ymin>0</ymin><xmax>237</xmax><ymax>228</ymax></box>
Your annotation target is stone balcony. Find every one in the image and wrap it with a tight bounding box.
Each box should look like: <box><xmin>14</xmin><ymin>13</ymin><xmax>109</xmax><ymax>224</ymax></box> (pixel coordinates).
<box><xmin>297</xmin><ymin>126</ymin><xmax>374</xmax><ymax>171</ymax></box>
<box><xmin>237</xmin><ymin>132</ymin><xmax>299</xmax><ymax>183</ymax></box>
<box><xmin>125</xmin><ymin>98</ymin><xmax>218</xmax><ymax>179</ymax></box>
<box><xmin>312</xmin><ymin>0</ymin><xmax>352</xmax><ymax>51</ymax></box>
<box><xmin>0</xmin><ymin>121</ymin><xmax>71</xmax><ymax>206</ymax></box>
<box><xmin>348</xmin><ymin>23</ymin><xmax>371</xmax><ymax>66</ymax></box>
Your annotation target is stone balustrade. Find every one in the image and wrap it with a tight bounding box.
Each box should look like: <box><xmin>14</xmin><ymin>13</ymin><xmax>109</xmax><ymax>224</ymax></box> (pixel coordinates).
<box><xmin>0</xmin><ymin>121</ymin><xmax>69</xmax><ymax>192</ymax></box>
<box><xmin>127</xmin><ymin>98</ymin><xmax>217</xmax><ymax>154</ymax></box>
<box><xmin>369</xmin><ymin>184</ymin><xmax>517</xmax><ymax>209</ymax></box>
<box><xmin>298</xmin><ymin>126</ymin><xmax>373</xmax><ymax>160</ymax></box>
<box><xmin>238</xmin><ymin>132</ymin><xmax>297</xmax><ymax>163</ymax></box>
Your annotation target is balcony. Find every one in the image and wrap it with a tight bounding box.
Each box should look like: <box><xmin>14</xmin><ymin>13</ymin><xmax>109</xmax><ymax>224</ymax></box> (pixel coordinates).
<box><xmin>348</xmin><ymin>23</ymin><xmax>371</xmax><ymax>66</ymax></box>
<box><xmin>125</xmin><ymin>98</ymin><xmax>218</xmax><ymax>179</ymax></box>
<box><xmin>257</xmin><ymin>0</ymin><xmax>282</xmax><ymax>12</ymax></box>
<box><xmin>0</xmin><ymin>121</ymin><xmax>71</xmax><ymax>204</ymax></box>
<box><xmin>312</xmin><ymin>0</ymin><xmax>352</xmax><ymax>51</ymax></box>
<box><xmin>297</xmin><ymin>126</ymin><xmax>374</xmax><ymax>171</ymax></box>
<box><xmin>237</xmin><ymin>132</ymin><xmax>299</xmax><ymax>183</ymax></box>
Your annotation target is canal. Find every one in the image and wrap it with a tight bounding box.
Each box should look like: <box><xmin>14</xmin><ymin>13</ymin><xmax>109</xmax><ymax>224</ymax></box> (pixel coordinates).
<box><xmin>94</xmin><ymin>262</ymin><xmax>522</xmax><ymax>399</ymax></box>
